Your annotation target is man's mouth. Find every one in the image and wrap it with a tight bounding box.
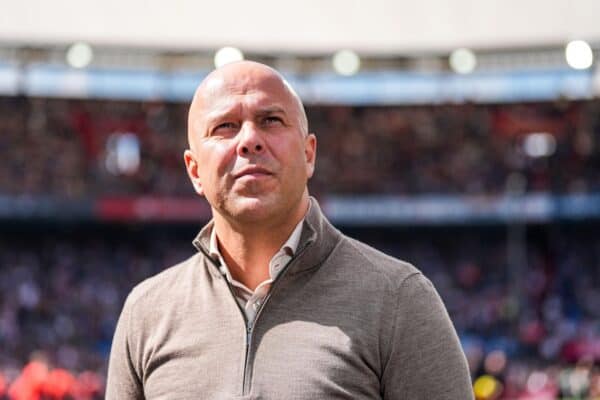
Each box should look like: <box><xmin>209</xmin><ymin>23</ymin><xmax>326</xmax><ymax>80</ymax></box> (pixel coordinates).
<box><xmin>233</xmin><ymin>166</ymin><xmax>273</xmax><ymax>179</ymax></box>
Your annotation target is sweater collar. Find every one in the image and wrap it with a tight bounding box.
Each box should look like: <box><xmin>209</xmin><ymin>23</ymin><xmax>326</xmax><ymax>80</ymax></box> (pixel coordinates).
<box><xmin>193</xmin><ymin>197</ymin><xmax>341</xmax><ymax>276</ymax></box>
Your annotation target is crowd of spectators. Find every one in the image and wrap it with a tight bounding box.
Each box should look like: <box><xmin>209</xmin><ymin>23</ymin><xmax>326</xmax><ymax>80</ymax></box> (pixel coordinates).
<box><xmin>1</xmin><ymin>96</ymin><xmax>599</xmax><ymax>198</ymax></box>
<box><xmin>2</xmin><ymin>95</ymin><xmax>600</xmax><ymax>398</ymax></box>
<box><xmin>0</xmin><ymin>225</ymin><xmax>598</xmax><ymax>398</ymax></box>
<box><xmin>0</xmin><ymin>227</ymin><xmax>191</xmax><ymax>399</ymax></box>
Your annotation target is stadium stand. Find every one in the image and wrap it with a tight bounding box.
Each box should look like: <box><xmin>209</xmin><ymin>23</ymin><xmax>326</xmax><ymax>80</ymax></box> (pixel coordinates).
<box><xmin>1</xmin><ymin>76</ymin><xmax>599</xmax><ymax>400</ymax></box>
<box><xmin>1</xmin><ymin>96</ymin><xmax>599</xmax><ymax>198</ymax></box>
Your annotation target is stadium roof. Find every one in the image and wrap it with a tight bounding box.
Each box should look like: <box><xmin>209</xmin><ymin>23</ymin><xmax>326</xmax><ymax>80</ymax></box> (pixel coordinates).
<box><xmin>1</xmin><ymin>0</ymin><xmax>599</xmax><ymax>55</ymax></box>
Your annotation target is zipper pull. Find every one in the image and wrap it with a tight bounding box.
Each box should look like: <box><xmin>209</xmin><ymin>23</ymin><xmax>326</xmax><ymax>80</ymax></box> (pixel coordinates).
<box><xmin>246</xmin><ymin>325</ymin><xmax>253</xmax><ymax>346</ymax></box>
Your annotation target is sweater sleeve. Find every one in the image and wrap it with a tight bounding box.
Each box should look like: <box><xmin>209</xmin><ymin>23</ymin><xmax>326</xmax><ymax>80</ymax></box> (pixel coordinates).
<box><xmin>106</xmin><ymin>294</ymin><xmax>144</xmax><ymax>400</ymax></box>
<box><xmin>381</xmin><ymin>273</ymin><xmax>474</xmax><ymax>400</ymax></box>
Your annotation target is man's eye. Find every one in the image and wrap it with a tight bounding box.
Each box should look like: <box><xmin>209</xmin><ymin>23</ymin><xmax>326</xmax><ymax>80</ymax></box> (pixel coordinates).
<box><xmin>264</xmin><ymin>116</ymin><xmax>283</xmax><ymax>125</ymax></box>
<box><xmin>213</xmin><ymin>122</ymin><xmax>237</xmax><ymax>134</ymax></box>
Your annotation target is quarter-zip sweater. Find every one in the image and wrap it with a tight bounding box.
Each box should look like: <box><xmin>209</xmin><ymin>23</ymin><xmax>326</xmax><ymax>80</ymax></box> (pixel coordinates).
<box><xmin>106</xmin><ymin>198</ymin><xmax>474</xmax><ymax>399</ymax></box>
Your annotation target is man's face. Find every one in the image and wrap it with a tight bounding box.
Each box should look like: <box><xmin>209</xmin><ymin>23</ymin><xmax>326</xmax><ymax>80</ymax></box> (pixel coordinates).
<box><xmin>184</xmin><ymin>63</ymin><xmax>316</xmax><ymax>225</ymax></box>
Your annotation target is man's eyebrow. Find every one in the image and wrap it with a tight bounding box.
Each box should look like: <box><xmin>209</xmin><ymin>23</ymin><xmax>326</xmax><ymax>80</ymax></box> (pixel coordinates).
<box><xmin>204</xmin><ymin>105</ymin><xmax>286</xmax><ymax>122</ymax></box>
<box><xmin>204</xmin><ymin>108</ymin><xmax>237</xmax><ymax>124</ymax></box>
<box><xmin>255</xmin><ymin>106</ymin><xmax>287</xmax><ymax>116</ymax></box>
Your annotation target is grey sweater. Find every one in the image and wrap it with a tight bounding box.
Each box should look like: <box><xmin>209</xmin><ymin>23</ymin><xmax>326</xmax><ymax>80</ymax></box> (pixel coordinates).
<box><xmin>106</xmin><ymin>199</ymin><xmax>474</xmax><ymax>399</ymax></box>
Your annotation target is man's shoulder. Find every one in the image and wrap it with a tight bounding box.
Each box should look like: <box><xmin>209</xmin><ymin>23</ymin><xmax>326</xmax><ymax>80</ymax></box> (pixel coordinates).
<box><xmin>334</xmin><ymin>234</ymin><xmax>422</xmax><ymax>287</ymax></box>
<box><xmin>125</xmin><ymin>252</ymin><xmax>206</xmax><ymax>309</ymax></box>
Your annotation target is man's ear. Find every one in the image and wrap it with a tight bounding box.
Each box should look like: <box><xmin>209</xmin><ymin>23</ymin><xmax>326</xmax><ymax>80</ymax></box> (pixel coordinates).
<box><xmin>184</xmin><ymin>149</ymin><xmax>204</xmax><ymax>196</ymax></box>
<box><xmin>304</xmin><ymin>133</ymin><xmax>317</xmax><ymax>179</ymax></box>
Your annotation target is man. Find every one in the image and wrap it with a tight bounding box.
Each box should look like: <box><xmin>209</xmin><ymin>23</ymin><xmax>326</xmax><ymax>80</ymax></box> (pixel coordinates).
<box><xmin>106</xmin><ymin>61</ymin><xmax>473</xmax><ymax>399</ymax></box>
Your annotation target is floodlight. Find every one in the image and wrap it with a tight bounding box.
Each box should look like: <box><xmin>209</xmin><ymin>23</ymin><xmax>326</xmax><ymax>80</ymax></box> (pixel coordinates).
<box><xmin>332</xmin><ymin>50</ymin><xmax>361</xmax><ymax>76</ymax></box>
<box><xmin>565</xmin><ymin>40</ymin><xmax>593</xmax><ymax>70</ymax></box>
<box><xmin>214</xmin><ymin>47</ymin><xmax>244</xmax><ymax>68</ymax></box>
<box><xmin>449</xmin><ymin>48</ymin><xmax>476</xmax><ymax>74</ymax></box>
<box><xmin>66</xmin><ymin>42</ymin><xmax>93</xmax><ymax>69</ymax></box>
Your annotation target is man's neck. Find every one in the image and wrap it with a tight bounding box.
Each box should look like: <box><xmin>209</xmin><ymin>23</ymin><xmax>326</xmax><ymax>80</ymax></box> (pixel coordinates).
<box><xmin>212</xmin><ymin>197</ymin><xmax>308</xmax><ymax>290</ymax></box>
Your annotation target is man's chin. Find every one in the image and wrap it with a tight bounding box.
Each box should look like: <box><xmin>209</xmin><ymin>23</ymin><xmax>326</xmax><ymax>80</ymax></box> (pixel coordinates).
<box><xmin>225</xmin><ymin>195</ymin><xmax>279</xmax><ymax>222</ymax></box>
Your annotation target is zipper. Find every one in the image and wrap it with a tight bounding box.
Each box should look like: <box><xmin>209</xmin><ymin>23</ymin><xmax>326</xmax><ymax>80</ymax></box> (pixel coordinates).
<box><xmin>198</xmin><ymin>239</ymin><xmax>313</xmax><ymax>396</ymax></box>
<box><xmin>197</xmin><ymin>247</ymin><xmax>250</xmax><ymax>393</ymax></box>
<box><xmin>244</xmin><ymin>323</ymin><xmax>253</xmax><ymax>392</ymax></box>
<box><xmin>241</xmin><ymin>240</ymin><xmax>313</xmax><ymax>395</ymax></box>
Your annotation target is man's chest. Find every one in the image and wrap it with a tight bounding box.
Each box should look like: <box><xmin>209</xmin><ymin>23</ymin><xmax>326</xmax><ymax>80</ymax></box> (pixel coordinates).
<box><xmin>140</xmin><ymin>314</ymin><xmax>382</xmax><ymax>400</ymax></box>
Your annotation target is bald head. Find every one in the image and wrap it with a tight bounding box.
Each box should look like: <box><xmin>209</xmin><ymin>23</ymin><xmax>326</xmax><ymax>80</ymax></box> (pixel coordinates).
<box><xmin>188</xmin><ymin>61</ymin><xmax>309</xmax><ymax>148</ymax></box>
<box><xmin>182</xmin><ymin>60</ymin><xmax>317</xmax><ymax>228</ymax></box>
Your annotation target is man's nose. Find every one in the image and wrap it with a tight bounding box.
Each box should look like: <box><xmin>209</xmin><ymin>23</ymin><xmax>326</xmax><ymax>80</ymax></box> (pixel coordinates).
<box><xmin>237</xmin><ymin>123</ymin><xmax>265</xmax><ymax>156</ymax></box>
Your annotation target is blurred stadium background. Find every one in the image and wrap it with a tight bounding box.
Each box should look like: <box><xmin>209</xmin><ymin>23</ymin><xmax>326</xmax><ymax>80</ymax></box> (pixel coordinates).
<box><xmin>1</xmin><ymin>1</ymin><xmax>600</xmax><ymax>398</ymax></box>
